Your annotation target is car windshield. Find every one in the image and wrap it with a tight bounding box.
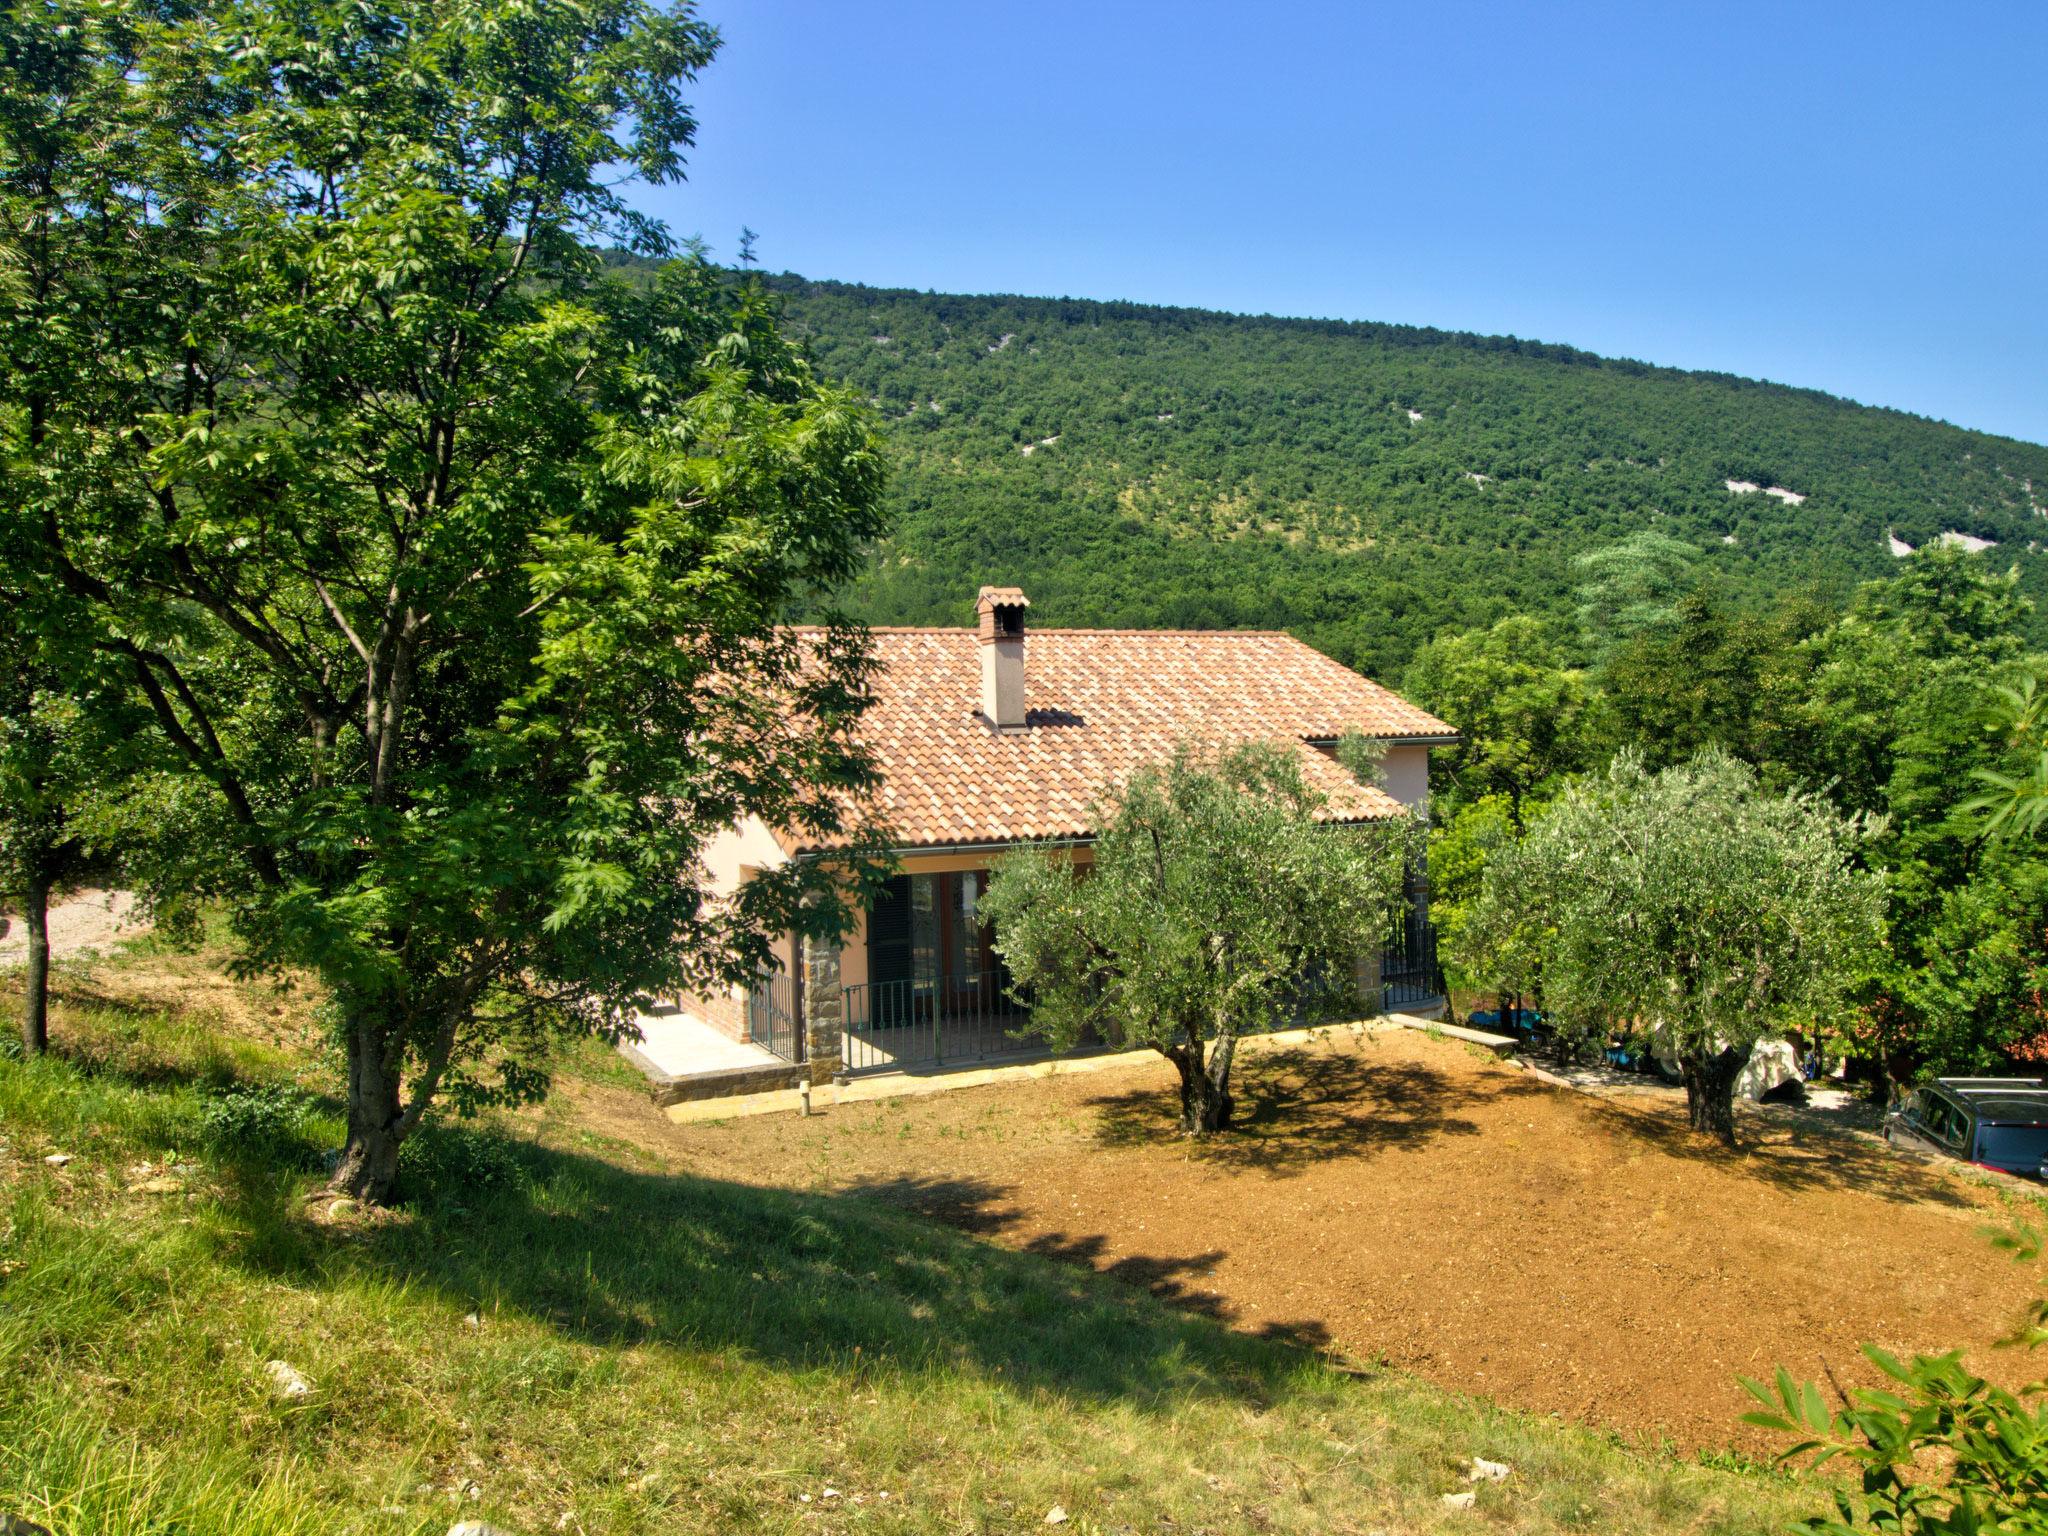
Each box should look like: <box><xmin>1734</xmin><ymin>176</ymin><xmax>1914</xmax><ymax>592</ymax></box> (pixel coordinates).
<box><xmin>1975</xmin><ymin>1122</ymin><xmax>2048</xmax><ymax>1174</ymax></box>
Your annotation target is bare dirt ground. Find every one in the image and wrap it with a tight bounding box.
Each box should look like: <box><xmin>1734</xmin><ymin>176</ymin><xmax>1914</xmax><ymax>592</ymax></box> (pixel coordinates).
<box><xmin>580</xmin><ymin>1026</ymin><xmax>2048</xmax><ymax>1451</ymax></box>
<box><xmin>0</xmin><ymin>888</ymin><xmax>143</xmax><ymax>961</ymax></box>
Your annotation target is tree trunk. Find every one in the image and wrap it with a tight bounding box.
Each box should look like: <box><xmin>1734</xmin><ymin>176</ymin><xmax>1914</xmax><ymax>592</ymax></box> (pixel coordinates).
<box><xmin>20</xmin><ymin>866</ymin><xmax>50</xmax><ymax>1056</ymax></box>
<box><xmin>1177</xmin><ymin>1063</ymin><xmax>1234</xmax><ymax>1135</ymax></box>
<box><xmin>1680</xmin><ymin>1043</ymin><xmax>1747</xmax><ymax>1146</ymax></box>
<box><xmin>331</xmin><ymin>1010</ymin><xmax>405</xmax><ymax>1202</ymax></box>
<box><xmin>1173</xmin><ymin>1024</ymin><xmax>1237</xmax><ymax>1136</ymax></box>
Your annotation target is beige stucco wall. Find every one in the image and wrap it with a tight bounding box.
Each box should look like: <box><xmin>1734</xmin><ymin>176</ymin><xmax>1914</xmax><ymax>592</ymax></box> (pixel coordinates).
<box><xmin>1379</xmin><ymin>743</ymin><xmax>1432</xmax><ymax>815</ymax></box>
<box><xmin>700</xmin><ymin>815</ymin><xmax>790</xmax><ymax>899</ymax></box>
<box><xmin>670</xmin><ymin>820</ymin><xmax>797</xmax><ymax>1034</ymax></box>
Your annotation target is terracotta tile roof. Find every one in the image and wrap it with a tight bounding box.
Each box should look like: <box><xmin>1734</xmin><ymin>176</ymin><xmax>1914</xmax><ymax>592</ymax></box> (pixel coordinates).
<box><xmin>779</xmin><ymin>627</ymin><xmax>1454</xmax><ymax>855</ymax></box>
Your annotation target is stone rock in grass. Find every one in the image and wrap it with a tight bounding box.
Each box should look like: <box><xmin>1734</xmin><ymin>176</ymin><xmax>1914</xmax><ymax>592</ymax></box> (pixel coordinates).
<box><xmin>1045</xmin><ymin>1508</ymin><xmax>1068</xmax><ymax>1526</ymax></box>
<box><xmin>265</xmin><ymin>1359</ymin><xmax>312</xmax><ymax>1400</ymax></box>
<box><xmin>1</xmin><ymin>1514</ymin><xmax>54</xmax><ymax>1536</ymax></box>
<box><xmin>42</xmin><ymin>1153</ymin><xmax>71</xmax><ymax>1168</ymax></box>
<box><xmin>1441</xmin><ymin>1490</ymin><xmax>1477</xmax><ymax>1511</ymax></box>
<box><xmin>1465</xmin><ymin>1457</ymin><xmax>1511</xmax><ymax>1483</ymax></box>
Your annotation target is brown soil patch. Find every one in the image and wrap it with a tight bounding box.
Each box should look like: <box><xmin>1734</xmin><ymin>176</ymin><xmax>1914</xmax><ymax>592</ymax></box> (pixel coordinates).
<box><xmin>593</xmin><ymin>1027</ymin><xmax>2047</xmax><ymax>1451</ymax></box>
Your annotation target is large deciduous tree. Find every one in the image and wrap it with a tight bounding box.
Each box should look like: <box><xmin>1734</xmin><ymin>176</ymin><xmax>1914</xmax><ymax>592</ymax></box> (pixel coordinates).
<box><xmin>979</xmin><ymin>743</ymin><xmax>1407</xmax><ymax>1136</ymax></box>
<box><xmin>1402</xmin><ymin>615</ymin><xmax>1594</xmax><ymax>824</ymax></box>
<box><xmin>1461</xmin><ymin>751</ymin><xmax>1885</xmax><ymax>1143</ymax></box>
<box><xmin>0</xmin><ymin>0</ymin><xmax>888</xmax><ymax>1200</ymax></box>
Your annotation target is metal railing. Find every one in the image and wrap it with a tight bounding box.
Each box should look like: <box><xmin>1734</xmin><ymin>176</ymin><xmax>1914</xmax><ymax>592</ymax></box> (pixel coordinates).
<box><xmin>840</xmin><ymin>975</ymin><xmax>1035</xmax><ymax>1074</ymax></box>
<box><xmin>1380</xmin><ymin>901</ymin><xmax>1442</xmax><ymax>1012</ymax></box>
<box><xmin>747</xmin><ymin>971</ymin><xmax>801</xmax><ymax>1063</ymax></box>
<box><xmin>833</xmin><ymin>907</ymin><xmax>1440</xmax><ymax>1075</ymax></box>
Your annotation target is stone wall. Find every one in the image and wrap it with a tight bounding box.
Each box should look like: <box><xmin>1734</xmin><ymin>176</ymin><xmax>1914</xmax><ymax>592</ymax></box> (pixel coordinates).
<box><xmin>1353</xmin><ymin>947</ymin><xmax>1384</xmax><ymax>1014</ymax></box>
<box><xmin>803</xmin><ymin>932</ymin><xmax>844</xmax><ymax>1083</ymax></box>
<box><xmin>648</xmin><ymin>1061</ymin><xmax>807</xmax><ymax>1107</ymax></box>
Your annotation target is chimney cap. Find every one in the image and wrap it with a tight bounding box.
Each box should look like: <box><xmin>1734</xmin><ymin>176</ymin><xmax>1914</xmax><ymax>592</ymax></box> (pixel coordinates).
<box><xmin>976</xmin><ymin>585</ymin><xmax>1030</xmax><ymax>611</ymax></box>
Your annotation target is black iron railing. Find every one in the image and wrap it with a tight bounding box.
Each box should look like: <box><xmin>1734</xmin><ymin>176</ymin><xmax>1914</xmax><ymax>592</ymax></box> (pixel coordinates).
<box><xmin>840</xmin><ymin>975</ymin><xmax>1035</xmax><ymax>1074</ymax></box>
<box><xmin>747</xmin><ymin>971</ymin><xmax>800</xmax><ymax>1063</ymax></box>
<box><xmin>1380</xmin><ymin>898</ymin><xmax>1442</xmax><ymax>1012</ymax></box>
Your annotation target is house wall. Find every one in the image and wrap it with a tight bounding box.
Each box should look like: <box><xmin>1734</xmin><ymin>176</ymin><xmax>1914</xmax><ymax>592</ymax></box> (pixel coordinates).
<box><xmin>701</xmin><ymin>815</ymin><xmax>789</xmax><ymax>898</ymax></box>
<box><xmin>1380</xmin><ymin>744</ymin><xmax>1432</xmax><ymax>815</ymax></box>
<box><xmin>671</xmin><ymin>817</ymin><xmax>797</xmax><ymax>1042</ymax></box>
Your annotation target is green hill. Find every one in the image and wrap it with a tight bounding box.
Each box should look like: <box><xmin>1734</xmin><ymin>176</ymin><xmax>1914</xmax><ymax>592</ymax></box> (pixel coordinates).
<box><xmin>742</xmin><ymin>271</ymin><xmax>2048</xmax><ymax>675</ymax></box>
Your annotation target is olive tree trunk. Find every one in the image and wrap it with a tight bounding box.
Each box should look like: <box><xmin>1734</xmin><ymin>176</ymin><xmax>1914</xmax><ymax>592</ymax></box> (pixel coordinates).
<box><xmin>1172</xmin><ymin>1016</ymin><xmax>1240</xmax><ymax>1136</ymax></box>
<box><xmin>20</xmin><ymin>867</ymin><xmax>50</xmax><ymax>1056</ymax></box>
<box><xmin>1679</xmin><ymin>1042</ymin><xmax>1748</xmax><ymax>1146</ymax></box>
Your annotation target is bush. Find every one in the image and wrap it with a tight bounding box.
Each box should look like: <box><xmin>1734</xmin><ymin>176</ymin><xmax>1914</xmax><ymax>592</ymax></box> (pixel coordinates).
<box><xmin>198</xmin><ymin>1082</ymin><xmax>321</xmax><ymax>1168</ymax></box>
<box><xmin>1743</xmin><ymin>1228</ymin><xmax>2047</xmax><ymax>1533</ymax></box>
<box><xmin>397</xmin><ymin>1121</ymin><xmax>527</xmax><ymax>1205</ymax></box>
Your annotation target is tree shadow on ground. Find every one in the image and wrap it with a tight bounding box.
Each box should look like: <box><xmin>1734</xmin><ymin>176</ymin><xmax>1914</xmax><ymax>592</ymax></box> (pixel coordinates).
<box><xmin>1082</xmin><ymin>1045</ymin><xmax>1530</xmax><ymax>1176</ymax></box>
<box><xmin>1581</xmin><ymin>1093</ymin><xmax>1982</xmax><ymax>1210</ymax></box>
<box><xmin>842</xmin><ymin>1172</ymin><xmax>1338</xmax><ymax>1354</ymax></box>
<box><xmin>211</xmin><ymin>1136</ymin><xmax>1332</xmax><ymax>1416</ymax></box>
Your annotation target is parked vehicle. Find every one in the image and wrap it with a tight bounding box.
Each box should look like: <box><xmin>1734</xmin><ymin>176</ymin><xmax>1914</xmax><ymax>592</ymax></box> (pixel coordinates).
<box><xmin>1884</xmin><ymin>1078</ymin><xmax>2048</xmax><ymax>1179</ymax></box>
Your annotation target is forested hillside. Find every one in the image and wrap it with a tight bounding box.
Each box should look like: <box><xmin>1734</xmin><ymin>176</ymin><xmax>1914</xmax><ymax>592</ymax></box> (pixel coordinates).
<box><xmin>697</xmin><ymin>267</ymin><xmax>2048</xmax><ymax>675</ymax></box>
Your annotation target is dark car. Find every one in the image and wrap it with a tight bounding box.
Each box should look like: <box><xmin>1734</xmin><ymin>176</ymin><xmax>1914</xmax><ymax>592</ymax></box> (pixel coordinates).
<box><xmin>1885</xmin><ymin>1077</ymin><xmax>2048</xmax><ymax>1179</ymax></box>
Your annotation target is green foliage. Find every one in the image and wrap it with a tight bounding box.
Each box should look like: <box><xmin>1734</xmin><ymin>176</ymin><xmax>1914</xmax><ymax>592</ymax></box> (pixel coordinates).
<box><xmin>396</xmin><ymin>1120</ymin><xmax>528</xmax><ymax>1203</ymax></box>
<box><xmin>1460</xmin><ymin>751</ymin><xmax>1886</xmax><ymax>1138</ymax></box>
<box><xmin>1742</xmin><ymin>1230</ymin><xmax>2048</xmax><ymax>1535</ymax></box>
<box><xmin>0</xmin><ymin>0</ymin><xmax>890</xmax><ymax>1197</ymax></box>
<box><xmin>197</xmin><ymin>1083</ymin><xmax>322</xmax><ymax>1170</ymax></box>
<box><xmin>1888</xmin><ymin>859</ymin><xmax>2048</xmax><ymax>1076</ymax></box>
<box><xmin>981</xmin><ymin>742</ymin><xmax>1406</xmax><ymax>1133</ymax></box>
<box><xmin>1426</xmin><ymin>794</ymin><xmax>1524</xmax><ymax>997</ymax></box>
<box><xmin>601</xmin><ymin>268</ymin><xmax>2048</xmax><ymax>679</ymax></box>
<box><xmin>1572</xmin><ymin>530</ymin><xmax>1703</xmax><ymax>654</ymax></box>
<box><xmin>1331</xmin><ymin>729</ymin><xmax>1387</xmax><ymax>786</ymax></box>
<box><xmin>1963</xmin><ymin>677</ymin><xmax>2048</xmax><ymax>846</ymax></box>
<box><xmin>1403</xmin><ymin>616</ymin><xmax>1594</xmax><ymax>816</ymax></box>
<box><xmin>1598</xmin><ymin>590</ymin><xmax>1788</xmax><ymax>769</ymax></box>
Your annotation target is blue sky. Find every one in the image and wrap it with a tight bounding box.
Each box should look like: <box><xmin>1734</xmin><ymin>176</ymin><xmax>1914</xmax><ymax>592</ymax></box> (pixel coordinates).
<box><xmin>642</xmin><ymin>1</ymin><xmax>2048</xmax><ymax>445</ymax></box>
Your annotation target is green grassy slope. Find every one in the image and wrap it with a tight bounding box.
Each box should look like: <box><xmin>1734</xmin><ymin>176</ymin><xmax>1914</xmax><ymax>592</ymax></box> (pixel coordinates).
<box><xmin>0</xmin><ymin>952</ymin><xmax>1811</xmax><ymax>1535</ymax></box>
<box><xmin>743</xmin><ymin>271</ymin><xmax>2048</xmax><ymax>675</ymax></box>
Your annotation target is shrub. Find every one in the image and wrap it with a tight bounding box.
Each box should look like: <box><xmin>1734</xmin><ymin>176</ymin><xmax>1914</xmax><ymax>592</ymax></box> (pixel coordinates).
<box><xmin>1742</xmin><ymin>1228</ymin><xmax>2047</xmax><ymax>1533</ymax></box>
<box><xmin>396</xmin><ymin>1121</ymin><xmax>527</xmax><ymax>1205</ymax></box>
<box><xmin>198</xmin><ymin>1082</ymin><xmax>321</xmax><ymax>1168</ymax></box>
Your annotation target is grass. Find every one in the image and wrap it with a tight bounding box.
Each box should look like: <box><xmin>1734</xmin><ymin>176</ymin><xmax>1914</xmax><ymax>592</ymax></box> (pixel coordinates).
<box><xmin>0</xmin><ymin>948</ymin><xmax>1823</xmax><ymax>1535</ymax></box>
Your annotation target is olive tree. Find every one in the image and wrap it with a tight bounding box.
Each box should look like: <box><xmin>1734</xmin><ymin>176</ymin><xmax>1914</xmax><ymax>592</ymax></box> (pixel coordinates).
<box><xmin>1</xmin><ymin>0</ymin><xmax>888</xmax><ymax>1200</ymax></box>
<box><xmin>1461</xmin><ymin>750</ymin><xmax>1885</xmax><ymax>1143</ymax></box>
<box><xmin>980</xmin><ymin>742</ymin><xmax>1408</xmax><ymax>1136</ymax></box>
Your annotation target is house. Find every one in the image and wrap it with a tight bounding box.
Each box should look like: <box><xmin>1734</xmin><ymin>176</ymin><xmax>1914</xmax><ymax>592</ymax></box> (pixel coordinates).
<box><xmin>637</xmin><ymin>587</ymin><xmax>1457</xmax><ymax>1099</ymax></box>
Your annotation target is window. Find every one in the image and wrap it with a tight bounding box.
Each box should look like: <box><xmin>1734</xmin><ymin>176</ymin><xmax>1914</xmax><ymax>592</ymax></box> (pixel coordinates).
<box><xmin>1977</xmin><ymin>1123</ymin><xmax>2048</xmax><ymax>1174</ymax></box>
<box><xmin>866</xmin><ymin>869</ymin><xmax>1012</xmax><ymax>1011</ymax></box>
<box><xmin>1925</xmin><ymin>1099</ymin><xmax>1966</xmax><ymax>1148</ymax></box>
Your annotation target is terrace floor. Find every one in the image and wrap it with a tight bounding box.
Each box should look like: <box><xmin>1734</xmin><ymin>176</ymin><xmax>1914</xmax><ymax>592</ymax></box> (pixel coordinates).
<box><xmin>625</xmin><ymin>1008</ymin><xmax>783</xmax><ymax>1077</ymax></box>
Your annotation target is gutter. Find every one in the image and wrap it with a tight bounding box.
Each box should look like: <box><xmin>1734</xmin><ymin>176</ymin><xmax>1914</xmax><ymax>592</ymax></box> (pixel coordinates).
<box><xmin>799</xmin><ymin>835</ymin><xmax>1097</xmax><ymax>862</ymax></box>
<box><xmin>1308</xmin><ymin>732</ymin><xmax>1462</xmax><ymax>748</ymax></box>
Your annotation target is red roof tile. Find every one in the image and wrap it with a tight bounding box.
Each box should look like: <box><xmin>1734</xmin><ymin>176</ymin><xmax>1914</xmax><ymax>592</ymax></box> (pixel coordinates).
<box><xmin>780</xmin><ymin>628</ymin><xmax>1453</xmax><ymax>854</ymax></box>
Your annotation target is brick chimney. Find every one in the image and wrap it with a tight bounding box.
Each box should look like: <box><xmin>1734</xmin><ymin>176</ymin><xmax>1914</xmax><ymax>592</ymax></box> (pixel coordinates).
<box><xmin>975</xmin><ymin>586</ymin><xmax>1029</xmax><ymax>730</ymax></box>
